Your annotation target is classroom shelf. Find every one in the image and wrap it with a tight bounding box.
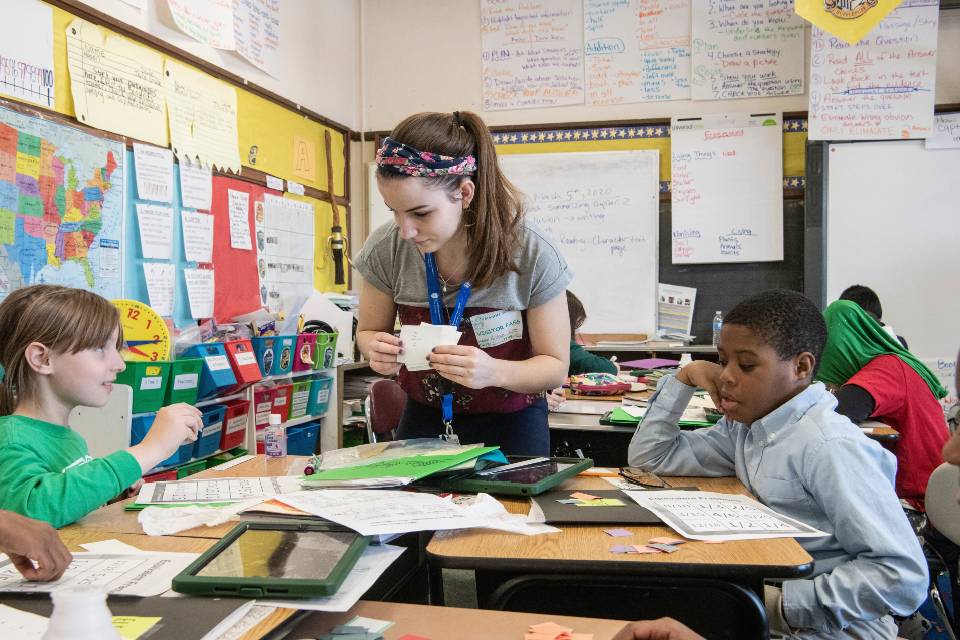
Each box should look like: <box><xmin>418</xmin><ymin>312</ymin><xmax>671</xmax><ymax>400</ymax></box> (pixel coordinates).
<box><xmin>149</xmin><ymin>445</ymin><xmax>247</xmax><ymax>475</ymax></box>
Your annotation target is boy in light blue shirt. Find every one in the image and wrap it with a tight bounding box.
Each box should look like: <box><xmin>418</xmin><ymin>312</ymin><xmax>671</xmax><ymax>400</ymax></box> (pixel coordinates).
<box><xmin>628</xmin><ymin>289</ymin><xmax>926</xmax><ymax>639</ymax></box>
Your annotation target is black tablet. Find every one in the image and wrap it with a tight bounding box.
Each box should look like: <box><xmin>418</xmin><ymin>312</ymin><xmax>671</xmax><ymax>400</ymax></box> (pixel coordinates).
<box><xmin>432</xmin><ymin>456</ymin><xmax>593</xmax><ymax>496</ymax></box>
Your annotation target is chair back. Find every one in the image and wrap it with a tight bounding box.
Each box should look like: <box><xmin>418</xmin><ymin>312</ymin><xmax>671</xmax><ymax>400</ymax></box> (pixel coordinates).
<box><xmin>926</xmin><ymin>462</ymin><xmax>960</xmax><ymax>546</ymax></box>
<box><xmin>365</xmin><ymin>379</ymin><xmax>407</xmax><ymax>444</ymax></box>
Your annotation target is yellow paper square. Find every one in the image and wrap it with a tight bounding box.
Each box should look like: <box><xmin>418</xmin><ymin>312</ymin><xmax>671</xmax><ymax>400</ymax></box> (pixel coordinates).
<box><xmin>112</xmin><ymin>616</ymin><xmax>162</xmax><ymax>639</ymax></box>
<box><xmin>576</xmin><ymin>498</ymin><xmax>626</xmax><ymax>507</ymax></box>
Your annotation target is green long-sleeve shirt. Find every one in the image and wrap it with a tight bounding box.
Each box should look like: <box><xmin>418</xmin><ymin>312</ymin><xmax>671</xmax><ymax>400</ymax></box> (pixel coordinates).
<box><xmin>0</xmin><ymin>415</ymin><xmax>142</xmax><ymax>528</ymax></box>
<box><xmin>569</xmin><ymin>341</ymin><xmax>618</xmax><ymax>375</ymax></box>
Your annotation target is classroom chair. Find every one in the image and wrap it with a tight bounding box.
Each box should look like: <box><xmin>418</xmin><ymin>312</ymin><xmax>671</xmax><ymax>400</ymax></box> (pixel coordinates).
<box><xmin>364</xmin><ymin>378</ymin><xmax>407</xmax><ymax>444</ymax></box>
<box><xmin>923</xmin><ymin>462</ymin><xmax>960</xmax><ymax>640</ymax></box>
<box><xmin>483</xmin><ymin>574</ymin><xmax>768</xmax><ymax>640</ymax></box>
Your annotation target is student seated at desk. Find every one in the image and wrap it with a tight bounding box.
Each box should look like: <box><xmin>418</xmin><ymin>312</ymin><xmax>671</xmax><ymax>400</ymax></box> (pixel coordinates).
<box><xmin>628</xmin><ymin>289</ymin><xmax>926</xmax><ymax>639</ymax></box>
<box><xmin>818</xmin><ymin>299</ymin><xmax>948</xmax><ymax>519</ymax></box>
<box><xmin>839</xmin><ymin>284</ymin><xmax>908</xmax><ymax>349</ymax></box>
<box><xmin>0</xmin><ymin>285</ymin><xmax>202</xmax><ymax>528</ymax></box>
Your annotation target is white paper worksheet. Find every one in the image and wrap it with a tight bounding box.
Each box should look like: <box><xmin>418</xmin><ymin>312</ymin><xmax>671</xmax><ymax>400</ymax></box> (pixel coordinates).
<box><xmin>625</xmin><ymin>490</ymin><xmax>828</xmax><ymax>541</ymax></box>
<box><xmin>397</xmin><ymin>323</ymin><xmax>462</xmax><ymax>372</ymax></box>
<box><xmin>136</xmin><ymin>476</ymin><xmax>302</xmax><ymax>505</ymax></box>
<box><xmin>0</xmin><ymin>552</ymin><xmax>196</xmax><ymax>597</ymax></box>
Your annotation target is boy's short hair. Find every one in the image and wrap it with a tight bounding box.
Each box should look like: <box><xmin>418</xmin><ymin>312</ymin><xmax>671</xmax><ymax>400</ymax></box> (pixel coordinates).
<box><xmin>724</xmin><ymin>289</ymin><xmax>827</xmax><ymax>375</ymax></box>
<box><xmin>839</xmin><ymin>284</ymin><xmax>882</xmax><ymax>320</ymax></box>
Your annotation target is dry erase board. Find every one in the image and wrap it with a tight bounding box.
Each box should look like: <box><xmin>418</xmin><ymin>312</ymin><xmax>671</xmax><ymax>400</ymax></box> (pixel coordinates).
<box><xmin>812</xmin><ymin>139</ymin><xmax>960</xmax><ymax>407</ymax></box>
<box><xmin>499</xmin><ymin>150</ymin><xmax>660</xmax><ymax>336</ymax></box>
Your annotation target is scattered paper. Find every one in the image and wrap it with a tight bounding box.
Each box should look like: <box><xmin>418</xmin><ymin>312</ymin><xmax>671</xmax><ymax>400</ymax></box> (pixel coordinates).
<box><xmin>345</xmin><ymin>616</ymin><xmax>394</xmax><ymax>634</ymax></box>
<box><xmin>184</xmin><ymin>268</ymin><xmax>215</xmax><ymax>319</ymax></box>
<box><xmin>397</xmin><ymin>324</ymin><xmax>462</xmax><ymax>372</ymax></box>
<box><xmin>456</xmin><ymin>492</ymin><xmax>559</xmax><ymax>536</ymax></box>
<box><xmin>569</xmin><ymin>492</ymin><xmax>599</xmax><ymax>501</ymax></box>
<box><xmin>263</xmin><ymin>544</ymin><xmax>404</xmax><ymax>612</ymax></box>
<box><xmin>199</xmin><ymin>601</ymin><xmax>275</xmax><ymax>640</ymax></box>
<box><xmin>133</xmin><ymin>143</ymin><xmax>174</xmax><ymax>203</ymax></box>
<box><xmin>624</xmin><ymin>490</ymin><xmax>829</xmax><ymax>541</ymax></box>
<box><xmin>79</xmin><ymin>539</ymin><xmax>146</xmax><ymax>554</ymax></box>
<box><xmin>136</xmin><ymin>203</ymin><xmax>174</xmax><ymax>259</ymax></box>
<box><xmin>207</xmin><ymin>454</ymin><xmax>256</xmax><ymax>471</ymax></box>
<box><xmin>136</xmin><ymin>476</ymin><xmax>302</xmax><ymax>505</ymax></box>
<box><xmin>179</xmin><ymin>159</ymin><xmax>213</xmax><ymax>210</ymax></box>
<box><xmin>620</xmin><ymin>405</ymin><xmax>645</xmax><ymax>419</ymax></box>
<box><xmin>575</xmin><ymin>498</ymin><xmax>624</xmax><ymax>507</ymax></box>
<box><xmin>603</xmin><ymin>528</ymin><xmax>632</xmax><ymax>537</ymax></box>
<box><xmin>227</xmin><ymin>189</ymin><xmax>252</xmax><ymax>250</ymax></box>
<box><xmin>66</xmin><ymin>18</ymin><xmax>166</xmax><ymax>145</ymax></box>
<box><xmin>113</xmin><ymin>616</ymin><xmax>162</xmax><ymax>640</ymax></box>
<box><xmin>0</xmin><ymin>552</ymin><xmax>196</xmax><ymax>597</ymax></box>
<box><xmin>0</xmin><ymin>604</ymin><xmax>46</xmax><ymax>639</ymax></box>
<box><xmin>138</xmin><ymin>500</ymin><xmax>260</xmax><ymax>537</ymax></box>
<box><xmin>0</xmin><ymin>0</ymin><xmax>54</xmax><ymax>109</ymax></box>
<box><xmin>143</xmin><ymin>262</ymin><xmax>175</xmax><ymax>317</ymax></box>
<box><xmin>181</xmin><ymin>210</ymin><xmax>214</xmax><ymax>262</ymax></box>
<box><xmin>648</xmin><ymin>536</ymin><xmax>685</xmax><ymax>545</ymax></box>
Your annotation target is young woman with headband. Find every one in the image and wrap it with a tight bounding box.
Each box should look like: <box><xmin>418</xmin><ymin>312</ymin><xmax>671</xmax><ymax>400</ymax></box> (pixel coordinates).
<box><xmin>355</xmin><ymin>111</ymin><xmax>571</xmax><ymax>455</ymax></box>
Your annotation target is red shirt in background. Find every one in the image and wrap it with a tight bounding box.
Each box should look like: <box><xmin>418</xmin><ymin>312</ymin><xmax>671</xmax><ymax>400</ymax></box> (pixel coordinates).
<box><xmin>846</xmin><ymin>354</ymin><xmax>949</xmax><ymax>511</ymax></box>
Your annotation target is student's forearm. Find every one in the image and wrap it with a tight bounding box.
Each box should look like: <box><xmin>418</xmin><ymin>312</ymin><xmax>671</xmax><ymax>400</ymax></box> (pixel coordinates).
<box><xmin>492</xmin><ymin>355</ymin><xmax>567</xmax><ymax>393</ymax></box>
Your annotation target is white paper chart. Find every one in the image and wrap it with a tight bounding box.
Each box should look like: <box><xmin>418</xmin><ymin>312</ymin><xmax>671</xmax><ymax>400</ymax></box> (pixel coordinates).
<box><xmin>690</xmin><ymin>0</ymin><xmax>804</xmax><ymax>100</ymax></box>
<box><xmin>260</xmin><ymin>194</ymin><xmax>315</xmax><ymax>315</ymax></box>
<box><xmin>808</xmin><ymin>0</ymin><xmax>939</xmax><ymax>141</ymax></box>
<box><xmin>480</xmin><ymin>0</ymin><xmax>584</xmax><ymax>111</ymax></box>
<box><xmin>585</xmin><ymin>0</ymin><xmax>691</xmax><ymax>105</ymax></box>
<box><xmin>137</xmin><ymin>476</ymin><xmax>299</xmax><ymax>504</ymax></box>
<box><xmin>670</xmin><ymin>113</ymin><xmax>783</xmax><ymax>264</ymax></box>
<box><xmin>625</xmin><ymin>491</ymin><xmax>828</xmax><ymax>541</ymax></box>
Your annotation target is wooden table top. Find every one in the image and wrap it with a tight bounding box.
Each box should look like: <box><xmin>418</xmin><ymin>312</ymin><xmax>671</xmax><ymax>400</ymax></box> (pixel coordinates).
<box><xmin>427</xmin><ymin>476</ymin><xmax>814</xmax><ymax>580</ymax></box>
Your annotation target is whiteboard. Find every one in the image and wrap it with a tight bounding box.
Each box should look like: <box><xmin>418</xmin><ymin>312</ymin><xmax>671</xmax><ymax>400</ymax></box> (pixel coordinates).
<box><xmin>499</xmin><ymin>150</ymin><xmax>659</xmax><ymax>335</ymax></box>
<box><xmin>826</xmin><ymin>140</ymin><xmax>960</xmax><ymax>407</ymax></box>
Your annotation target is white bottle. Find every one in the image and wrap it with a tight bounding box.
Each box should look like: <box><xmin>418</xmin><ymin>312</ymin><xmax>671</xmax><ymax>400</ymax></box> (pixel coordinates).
<box><xmin>264</xmin><ymin>413</ymin><xmax>287</xmax><ymax>458</ymax></box>
<box><xmin>42</xmin><ymin>587</ymin><xmax>121</xmax><ymax>640</ymax></box>
<box><xmin>678</xmin><ymin>353</ymin><xmax>693</xmax><ymax>368</ymax></box>
<box><xmin>712</xmin><ymin>310</ymin><xmax>724</xmax><ymax>347</ymax></box>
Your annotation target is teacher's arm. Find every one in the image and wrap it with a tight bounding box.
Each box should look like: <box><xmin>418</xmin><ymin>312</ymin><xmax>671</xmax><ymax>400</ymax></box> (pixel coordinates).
<box><xmin>356</xmin><ymin>276</ymin><xmax>402</xmax><ymax>376</ymax></box>
<box><xmin>430</xmin><ymin>291</ymin><xmax>569</xmax><ymax>393</ymax></box>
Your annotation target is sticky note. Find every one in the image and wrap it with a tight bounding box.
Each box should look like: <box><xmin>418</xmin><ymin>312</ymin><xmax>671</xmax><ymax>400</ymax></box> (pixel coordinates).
<box><xmin>647</xmin><ymin>542</ymin><xmax>679</xmax><ymax>553</ymax></box>
<box><xmin>703</xmin><ymin>539</ymin><xmax>726</xmax><ymax>544</ymax></box>
<box><xmin>610</xmin><ymin>544</ymin><xmax>633</xmax><ymax>554</ymax></box>
<box><xmin>603</xmin><ymin>528</ymin><xmax>632</xmax><ymax>537</ymax></box>
<box><xmin>112</xmin><ymin>616</ymin><xmax>162</xmax><ymax>639</ymax></box>
<box><xmin>570</xmin><ymin>634</ymin><xmax>594</xmax><ymax>640</ymax></box>
<box><xmin>556</xmin><ymin>498</ymin><xmax>581</xmax><ymax>505</ymax></box>
<box><xmin>575</xmin><ymin>498</ymin><xmax>625</xmax><ymax>507</ymax></box>
<box><xmin>648</xmin><ymin>537</ymin><xmax>686</xmax><ymax>545</ymax></box>
<box><xmin>630</xmin><ymin>545</ymin><xmax>662</xmax><ymax>554</ymax></box>
<box><xmin>345</xmin><ymin>617</ymin><xmax>394</xmax><ymax>633</ymax></box>
<box><xmin>569</xmin><ymin>492</ymin><xmax>599</xmax><ymax>501</ymax></box>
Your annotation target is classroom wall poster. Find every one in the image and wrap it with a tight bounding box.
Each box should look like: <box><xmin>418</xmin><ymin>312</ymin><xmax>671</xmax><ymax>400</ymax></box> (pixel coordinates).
<box><xmin>211</xmin><ymin>176</ymin><xmax>263</xmax><ymax>322</ymax></box>
<box><xmin>808</xmin><ymin>1</ymin><xmax>939</xmax><ymax>141</ymax></box>
<box><xmin>0</xmin><ymin>0</ymin><xmax>55</xmax><ymax>109</ymax></box>
<box><xmin>585</xmin><ymin>0</ymin><xmax>691</xmax><ymax>106</ymax></box>
<box><xmin>795</xmin><ymin>0</ymin><xmax>908</xmax><ymax>45</ymax></box>
<box><xmin>927</xmin><ymin>113</ymin><xmax>960</xmax><ymax>150</ymax></box>
<box><xmin>260</xmin><ymin>193</ymin><xmax>315</xmax><ymax>317</ymax></box>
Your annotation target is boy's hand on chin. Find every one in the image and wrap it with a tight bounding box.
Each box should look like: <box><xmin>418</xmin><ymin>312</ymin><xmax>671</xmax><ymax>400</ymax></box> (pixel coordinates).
<box><xmin>676</xmin><ymin>361</ymin><xmax>723</xmax><ymax>411</ymax></box>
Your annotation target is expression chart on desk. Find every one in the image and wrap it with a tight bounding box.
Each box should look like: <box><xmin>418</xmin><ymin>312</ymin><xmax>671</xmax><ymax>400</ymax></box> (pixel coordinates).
<box><xmin>136</xmin><ymin>476</ymin><xmax>302</xmax><ymax>504</ymax></box>
<box><xmin>670</xmin><ymin>113</ymin><xmax>783</xmax><ymax>264</ymax></box>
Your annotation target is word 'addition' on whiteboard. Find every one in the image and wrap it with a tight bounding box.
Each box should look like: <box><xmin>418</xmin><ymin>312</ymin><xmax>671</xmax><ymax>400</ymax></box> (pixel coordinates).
<box><xmin>499</xmin><ymin>150</ymin><xmax>659</xmax><ymax>335</ymax></box>
<box><xmin>671</xmin><ymin>113</ymin><xmax>784</xmax><ymax>264</ymax></box>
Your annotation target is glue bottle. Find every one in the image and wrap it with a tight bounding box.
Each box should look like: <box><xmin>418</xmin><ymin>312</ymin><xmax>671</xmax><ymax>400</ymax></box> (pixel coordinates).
<box><xmin>264</xmin><ymin>413</ymin><xmax>287</xmax><ymax>458</ymax></box>
<box><xmin>42</xmin><ymin>586</ymin><xmax>121</xmax><ymax>640</ymax></box>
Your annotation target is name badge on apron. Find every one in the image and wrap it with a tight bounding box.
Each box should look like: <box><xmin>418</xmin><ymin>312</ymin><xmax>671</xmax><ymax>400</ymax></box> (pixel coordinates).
<box><xmin>471</xmin><ymin>310</ymin><xmax>523</xmax><ymax>349</ymax></box>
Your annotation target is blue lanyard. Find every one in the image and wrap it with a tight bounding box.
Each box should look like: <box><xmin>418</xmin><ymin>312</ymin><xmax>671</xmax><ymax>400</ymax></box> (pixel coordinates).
<box><xmin>423</xmin><ymin>252</ymin><xmax>471</xmax><ymax>435</ymax></box>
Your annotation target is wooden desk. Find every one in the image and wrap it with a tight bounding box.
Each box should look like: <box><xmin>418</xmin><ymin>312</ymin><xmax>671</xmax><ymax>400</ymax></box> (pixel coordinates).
<box><xmin>291</xmin><ymin>601</ymin><xmax>629</xmax><ymax>639</ymax></box>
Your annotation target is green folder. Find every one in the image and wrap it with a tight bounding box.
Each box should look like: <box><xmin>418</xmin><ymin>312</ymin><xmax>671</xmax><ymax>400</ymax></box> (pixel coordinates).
<box><xmin>300</xmin><ymin>445</ymin><xmax>501</xmax><ymax>486</ymax></box>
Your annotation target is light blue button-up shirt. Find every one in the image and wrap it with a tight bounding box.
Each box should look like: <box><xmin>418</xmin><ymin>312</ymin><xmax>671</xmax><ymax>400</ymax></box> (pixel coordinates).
<box><xmin>628</xmin><ymin>376</ymin><xmax>927</xmax><ymax>634</ymax></box>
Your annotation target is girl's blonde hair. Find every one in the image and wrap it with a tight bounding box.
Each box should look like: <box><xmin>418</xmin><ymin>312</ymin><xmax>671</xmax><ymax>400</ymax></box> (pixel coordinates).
<box><xmin>377</xmin><ymin>111</ymin><xmax>524</xmax><ymax>289</ymax></box>
<box><xmin>0</xmin><ymin>285</ymin><xmax>122</xmax><ymax>415</ymax></box>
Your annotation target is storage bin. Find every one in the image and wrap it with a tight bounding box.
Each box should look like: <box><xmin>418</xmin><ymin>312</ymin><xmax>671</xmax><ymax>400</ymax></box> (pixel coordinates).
<box><xmin>205</xmin><ymin>448</ymin><xmax>249</xmax><ymax>469</ymax></box>
<box><xmin>194</xmin><ymin>405</ymin><xmax>226</xmax><ymax>459</ymax></box>
<box><xmin>250</xmin><ymin>336</ymin><xmax>278</xmax><ymax>376</ymax></box>
<box><xmin>220</xmin><ymin>399</ymin><xmax>250</xmax><ymax>451</ymax></box>
<box><xmin>253</xmin><ymin>387</ymin><xmax>276</xmax><ymax>430</ymax></box>
<box><xmin>142</xmin><ymin>469</ymin><xmax>178</xmax><ymax>483</ymax></box>
<box><xmin>286</xmin><ymin>421</ymin><xmax>321</xmax><ymax>456</ymax></box>
<box><xmin>271</xmin><ymin>381</ymin><xmax>293</xmax><ymax>422</ymax></box>
<box><xmin>293</xmin><ymin>333</ymin><xmax>317</xmax><ymax>372</ymax></box>
<box><xmin>273</xmin><ymin>335</ymin><xmax>296</xmax><ymax>376</ymax></box>
<box><xmin>288</xmin><ymin>379</ymin><xmax>313</xmax><ymax>419</ymax></box>
<box><xmin>131</xmin><ymin>414</ymin><xmax>192</xmax><ymax>468</ymax></box>
<box><xmin>181</xmin><ymin>343</ymin><xmax>237</xmax><ymax>399</ymax></box>
<box><xmin>312</xmin><ymin>332</ymin><xmax>339</xmax><ymax>369</ymax></box>
<box><xmin>116</xmin><ymin>361</ymin><xmax>170</xmax><ymax>413</ymax></box>
<box><xmin>306</xmin><ymin>374</ymin><xmax>334</xmax><ymax>416</ymax></box>
<box><xmin>176</xmin><ymin>459</ymin><xmax>207</xmax><ymax>479</ymax></box>
<box><xmin>164</xmin><ymin>358</ymin><xmax>203</xmax><ymax>406</ymax></box>
<box><xmin>224</xmin><ymin>339</ymin><xmax>262</xmax><ymax>388</ymax></box>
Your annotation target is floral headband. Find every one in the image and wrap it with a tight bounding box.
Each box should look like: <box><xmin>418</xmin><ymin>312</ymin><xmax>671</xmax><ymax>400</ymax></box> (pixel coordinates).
<box><xmin>375</xmin><ymin>136</ymin><xmax>477</xmax><ymax>178</ymax></box>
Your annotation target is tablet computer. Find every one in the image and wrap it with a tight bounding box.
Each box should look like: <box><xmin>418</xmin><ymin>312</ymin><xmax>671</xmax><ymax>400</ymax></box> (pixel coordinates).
<box><xmin>430</xmin><ymin>456</ymin><xmax>593</xmax><ymax>496</ymax></box>
<box><xmin>172</xmin><ymin>521</ymin><xmax>370</xmax><ymax>598</ymax></box>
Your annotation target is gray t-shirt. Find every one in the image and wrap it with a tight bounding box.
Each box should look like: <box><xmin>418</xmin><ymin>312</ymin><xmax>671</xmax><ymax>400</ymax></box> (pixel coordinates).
<box><xmin>354</xmin><ymin>220</ymin><xmax>572</xmax><ymax>310</ymax></box>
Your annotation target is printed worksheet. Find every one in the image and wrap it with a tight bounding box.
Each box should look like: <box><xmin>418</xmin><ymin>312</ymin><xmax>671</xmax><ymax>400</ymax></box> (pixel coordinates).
<box><xmin>625</xmin><ymin>490</ymin><xmax>828</xmax><ymax>541</ymax></box>
<box><xmin>135</xmin><ymin>476</ymin><xmax>302</xmax><ymax>505</ymax></box>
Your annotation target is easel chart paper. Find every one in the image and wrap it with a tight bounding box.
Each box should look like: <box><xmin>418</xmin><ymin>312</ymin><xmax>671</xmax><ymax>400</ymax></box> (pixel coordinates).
<box><xmin>671</xmin><ymin>113</ymin><xmax>783</xmax><ymax>264</ymax></box>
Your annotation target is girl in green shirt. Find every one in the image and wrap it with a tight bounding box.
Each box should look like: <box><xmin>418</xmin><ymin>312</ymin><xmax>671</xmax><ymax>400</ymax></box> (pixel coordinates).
<box><xmin>0</xmin><ymin>285</ymin><xmax>202</xmax><ymax>528</ymax></box>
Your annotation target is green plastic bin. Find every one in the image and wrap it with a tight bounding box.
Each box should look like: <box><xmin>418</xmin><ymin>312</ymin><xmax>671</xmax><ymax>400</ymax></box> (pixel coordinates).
<box><xmin>176</xmin><ymin>459</ymin><xmax>206</xmax><ymax>479</ymax></box>
<box><xmin>312</xmin><ymin>332</ymin><xmax>339</xmax><ymax>369</ymax></box>
<box><xmin>116</xmin><ymin>361</ymin><xmax>170</xmax><ymax>413</ymax></box>
<box><xmin>164</xmin><ymin>358</ymin><xmax>203</xmax><ymax>406</ymax></box>
<box><xmin>288</xmin><ymin>379</ymin><xmax>313</xmax><ymax>419</ymax></box>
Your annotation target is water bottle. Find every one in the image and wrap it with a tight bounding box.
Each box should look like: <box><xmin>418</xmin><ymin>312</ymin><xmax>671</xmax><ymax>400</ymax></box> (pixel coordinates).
<box><xmin>712</xmin><ymin>310</ymin><xmax>723</xmax><ymax>347</ymax></box>
<box><xmin>264</xmin><ymin>413</ymin><xmax>287</xmax><ymax>458</ymax></box>
<box><xmin>43</xmin><ymin>587</ymin><xmax>121</xmax><ymax>640</ymax></box>
<box><xmin>678</xmin><ymin>353</ymin><xmax>693</xmax><ymax>368</ymax></box>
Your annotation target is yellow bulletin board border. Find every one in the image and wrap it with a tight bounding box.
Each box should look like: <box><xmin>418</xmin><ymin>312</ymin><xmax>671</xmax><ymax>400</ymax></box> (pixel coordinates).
<box><xmin>490</xmin><ymin>117</ymin><xmax>808</xmax><ymax>193</ymax></box>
